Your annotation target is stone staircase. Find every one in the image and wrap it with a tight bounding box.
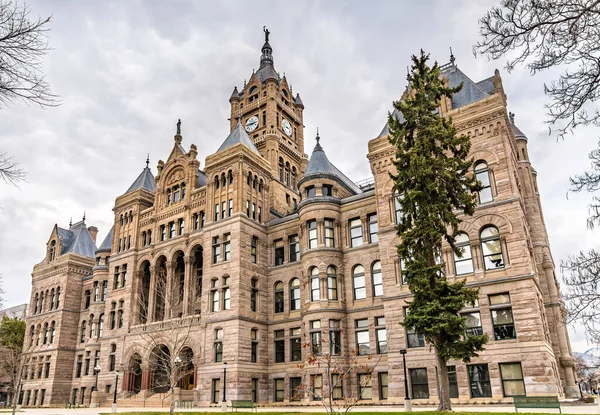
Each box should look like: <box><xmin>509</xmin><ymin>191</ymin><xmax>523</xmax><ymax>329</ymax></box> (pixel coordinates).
<box><xmin>99</xmin><ymin>391</ymin><xmax>172</xmax><ymax>408</ymax></box>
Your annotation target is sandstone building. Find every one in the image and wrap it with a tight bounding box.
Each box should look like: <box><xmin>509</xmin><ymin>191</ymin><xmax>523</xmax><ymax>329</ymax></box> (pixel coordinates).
<box><xmin>19</xmin><ymin>32</ymin><xmax>578</xmax><ymax>407</ymax></box>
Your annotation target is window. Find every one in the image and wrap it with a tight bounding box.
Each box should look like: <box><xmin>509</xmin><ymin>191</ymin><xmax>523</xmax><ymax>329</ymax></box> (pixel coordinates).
<box><xmin>324</xmin><ymin>219</ymin><xmax>335</xmax><ymax>247</ymax></box>
<box><xmin>310</xmin><ymin>267</ymin><xmax>320</xmax><ymax>301</ymax></box>
<box><xmin>289</xmin><ymin>235</ymin><xmax>300</xmax><ymax>262</ymax></box>
<box><xmin>214</xmin><ymin>203</ymin><xmax>219</xmax><ymax>221</ymax></box>
<box><xmin>290</xmin><ymin>278</ymin><xmax>300</xmax><ymax>311</ymax></box>
<box><xmin>214</xmin><ymin>329</ymin><xmax>223</xmax><ymax>362</ymax></box>
<box><xmin>251</xmin><ymin>329</ymin><xmax>258</xmax><ymax>363</ymax></box>
<box><xmin>89</xmin><ymin>315</ymin><xmax>95</xmax><ymax>338</ymax></box>
<box><xmin>84</xmin><ymin>290</ymin><xmax>91</xmax><ymax>309</ymax></box>
<box><xmin>410</xmin><ymin>368</ymin><xmax>429</xmax><ymax>399</ymax></box>
<box><xmin>76</xmin><ymin>355</ymin><xmax>83</xmax><ymax>378</ymax></box>
<box><xmin>355</xmin><ymin>319</ymin><xmax>370</xmax><ymax>355</ymax></box>
<box><xmin>447</xmin><ymin>366</ymin><xmax>459</xmax><ymax>398</ymax></box>
<box><xmin>274</xmin><ymin>378</ymin><xmax>284</xmax><ymax>402</ymax></box>
<box><xmin>475</xmin><ymin>161</ymin><xmax>493</xmax><ymax>203</ymax></box>
<box><xmin>110</xmin><ymin>302</ymin><xmax>116</xmax><ymax>330</ymax></box>
<box><xmin>405</xmin><ymin>307</ymin><xmax>424</xmax><ymax>348</ymax></box>
<box><xmin>178</xmin><ymin>218</ymin><xmax>184</xmax><ymax>235</ymax></box>
<box><xmin>306</xmin><ymin>186</ymin><xmax>316</xmax><ymax>198</ymax></box>
<box><xmin>50</xmin><ymin>322</ymin><xmax>55</xmax><ymax>343</ymax></box>
<box><xmin>169</xmin><ymin>222</ymin><xmax>175</xmax><ymax>238</ymax></box>
<box><xmin>258</xmin><ymin>206</ymin><xmax>262</xmax><ymax>223</ymax></box>
<box><xmin>322</xmin><ymin>184</ymin><xmax>332</xmax><ymax>196</ymax></box>
<box><xmin>56</xmin><ymin>287</ymin><xmax>61</xmax><ymax>308</ymax></box>
<box><xmin>480</xmin><ymin>226</ymin><xmax>504</xmax><ymax>270</ymax></box>
<box><xmin>290</xmin><ymin>377</ymin><xmax>302</xmax><ymax>401</ymax></box>
<box><xmin>113</xmin><ymin>266</ymin><xmax>120</xmax><ymax>289</ymax></box>
<box><xmin>246</xmin><ymin>200</ymin><xmax>250</xmax><ymax>217</ymax></box>
<box><xmin>109</xmin><ymin>344</ymin><xmax>116</xmax><ymax>371</ymax></box>
<box><xmin>332</xmin><ymin>373</ymin><xmax>344</xmax><ymax>400</ymax></box>
<box><xmin>200</xmin><ymin>211</ymin><xmax>205</xmax><ymax>228</ymax></box>
<box><xmin>93</xmin><ymin>281</ymin><xmax>99</xmax><ymax>302</ymax></box>
<box><xmin>274</xmin><ymin>239</ymin><xmax>284</xmax><ymax>265</ymax></box>
<box><xmin>274</xmin><ymin>282</ymin><xmax>284</xmax><ymax>313</ymax></box>
<box><xmin>467</xmin><ymin>364</ymin><xmax>492</xmax><ymax>397</ymax></box>
<box><xmin>454</xmin><ymin>233</ymin><xmax>474</xmax><ymax>274</ymax></box>
<box><xmin>372</xmin><ymin>261</ymin><xmax>383</xmax><ymax>297</ymax></box>
<box><xmin>368</xmin><ymin>213</ymin><xmax>378</xmax><ymax>243</ymax></box>
<box><xmin>121</xmin><ymin>264</ymin><xmax>127</xmax><ymax>287</ymax></box>
<box><xmin>490</xmin><ymin>293</ymin><xmax>516</xmax><ymax>340</ymax></box>
<box><xmin>349</xmin><ymin>218</ymin><xmax>363</xmax><ymax>247</ymax></box>
<box><xmin>160</xmin><ymin>225</ymin><xmax>166</xmax><ymax>241</ymax></box>
<box><xmin>274</xmin><ymin>330</ymin><xmax>285</xmax><ymax>363</ymax></box>
<box><xmin>80</xmin><ymin>321</ymin><xmax>86</xmax><ymax>343</ymax></box>
<box><xmin>310</xmin><ymin>320</ymin><xmax>322</xmax><ymax>355</ymax></box>
<box><xmin>251</xmin><ymin>236</ymin><xmax>258</xmax><ymax>264</ymax></box>
<box><xmin>212</xmin><ymin>236</ymin><xmax>221</xmax><ymax>263</ymax></box>
<box><xmin>193</xmin><ymin>213</ymin><xmax>199</xmax><ymax>230</ymax></box>
<box><xmin>463</xmin><ymin>311</ymin><xmax>483</xmax><ymax>336</ymax></box>
<box><xmin>307</xmin><ymin>220</ymin><xmax>317</xmax><ymax>249</ymax></box>
<box><xmin>500</xmin><ymin>362</ymin><xmax>525</xmax><ymax>397</ymax></box>
<box><xmin>375</xmin><ymin>317</ymin><xmax>387</xmax><ymax>354</ymax></box>
<box><xmin>290</xmin><ymin>327</ymin><xmax>302</xmax><ymax>361</ymax></box>
<box><xmin>329</xmin><ymin>320</ymin><xmax>341</xmax><ymax>355</ymax></box>
<box><xmin>98</xmin><ymin>314</ymin><xmax>104</xmax><ymax>338</ymax></box>
<box><xmin>223</xmin><ymin>277</ymin><xmax>231</xmax><ymax>310</ymax></box>
<box><xmin>211</xmin><ymin>280</ymin><xmax>220</xmax><ymax>312</ymax></box>
<box><xmin>102</xmin><ymin>280</ymin><xmax>108</xmax><ymax>301</ymax></box>
<box><xmin>353</xmin><ymin>265</ymin><xmax>366</xmax><ymax>300</ymax></box>
<box><xmin>223</xmin><ymin>234</ymin><xmax>231</xmax><ymax>261</ymax></box>
<box><xmin>251</xmin><ymin>378</ymin><xmax>258</xmax><ymax>403</ymax></box>
<box><xmin>44</xmin><ymin>357</ymin><xmax>51</xmax><ymax>378</ymax></box>
<box><xmin>393</xmin><ymin>191</ymin><xmax>403</xmax><ymax>224</ymax></box>
<box><xmin>42</xmin><ymin>323</ymin><xmax>48</xmax><ymax>344</ymax></box>
<box><xmin>379</xmin><ymin>372</ymin><xmax>389</xmax><ymax>400</ymax></box>
<box><xmin>252</xmin><ymin>203</ymin><xmax>256</xmax><ymax>220</ymax></box>
<box><xmin>118</xmin><ymin>301</ymin><xmax>124</xmax><ymax>328</ymax></box>
<box><xmin>358</xmin><ymin>374</ymin><xmax>372</xmax><ymax>400</ymax></box>
<box><xmin>250</xmin><ymin>279</ymin><xmax>258</xmax><ymax>312</ymax></box>
<box><xmin>211</xmin><ymin>379</ymin><xmax>221</xmax><ymax>404</ymax></box>
<box><xmin>327</xmin><ymin>266</ymin><xmax>338</xmax><ymax>300</ymax></box>
<box><xmin>311</xmin><ymin>374</ymin><xmax>323</xmax><ymax>400</ymax></box>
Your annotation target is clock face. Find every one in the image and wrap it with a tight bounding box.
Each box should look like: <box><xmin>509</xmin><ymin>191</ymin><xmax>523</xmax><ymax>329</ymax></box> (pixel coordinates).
<box><xmin>245</xmin><ymin>115</ymin><xmax>259</xmax><ymax>132</ymax></box>
<box><xmin>282</xmin><ymin>118</ymin><xmax>292</xmax><ymax>136</ymax></box>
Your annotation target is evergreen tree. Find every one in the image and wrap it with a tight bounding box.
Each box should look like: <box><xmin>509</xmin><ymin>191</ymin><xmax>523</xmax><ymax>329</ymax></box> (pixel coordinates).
<box><xmin>389</xmin><ymin>51</ymin><xmax>488</xmax><ymax>412</ymax></box>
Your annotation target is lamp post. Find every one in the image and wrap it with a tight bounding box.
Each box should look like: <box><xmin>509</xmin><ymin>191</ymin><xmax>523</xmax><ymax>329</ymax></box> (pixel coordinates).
<box><xmin>174</xmin><ymin>356</ymin><xmax>182</xmax><ymax>409</ymax></box>
<box><xmin>221</xmin><ymin>362</ymin><xmax>228</xmax><ymax>412</ymax></box>
<box><xmin>111</xmin><ymin>370</ymin><xmax>119</xmax><ymax>413</ymax></box>
<box><xmin>94</xmin><ymin>365</ymin><xmax>101</xmax><ymax>391</ymax></box>
<box><xmin>90</xmin><ymin>365</ymin><xmax>101</xmax><ymax>408</ymax></box>
<box><xmin>400</xmin><ymin>349</ymin><xmax>412</xmax><ymax>412</ymax></box>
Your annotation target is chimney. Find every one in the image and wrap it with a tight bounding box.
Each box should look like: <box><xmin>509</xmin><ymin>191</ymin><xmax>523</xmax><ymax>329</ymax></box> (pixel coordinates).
<box><xmin>88</xmin><ymin>226</ymin><xmax>98</xmax><ymax>243</ymax></box>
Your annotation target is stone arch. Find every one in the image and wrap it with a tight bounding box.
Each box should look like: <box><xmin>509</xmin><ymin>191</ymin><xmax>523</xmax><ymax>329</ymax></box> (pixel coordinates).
<box><xmin>470</xmin><ymin>149</ymin><xmax>500</xmax><ymax>167</ymax></box>
<box><xmin>459</xmin><ymin>212</ymin><xmax>513</xmax><ymax>239</ymax></box>
<box><xmin>149</xmin><ymin>344</ymin><xmax>171</xmax><ymax>393</ymax></box>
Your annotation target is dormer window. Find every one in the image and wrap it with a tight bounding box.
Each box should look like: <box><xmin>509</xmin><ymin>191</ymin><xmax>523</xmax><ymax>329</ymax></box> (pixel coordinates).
<box><xmin>49</xmin><ymin>240</ymin><xmax>56</xmax><ymax>262</ymax></box>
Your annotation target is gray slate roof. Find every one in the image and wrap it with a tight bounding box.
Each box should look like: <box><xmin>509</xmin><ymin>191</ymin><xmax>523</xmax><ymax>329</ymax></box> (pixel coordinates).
<box><xmin>96</xmin><ymin>226</ymin><xmax>113</xmax><ymax>253</ymax></box>
<box><xmin>509</xmin><ymin>114</ymin><xmax>528</xmax><ymax>141</ymax></box>
<box><xmin>125</xmin><ymin>166</ymin><xmax>155</xmax><ymax>194</ymax></box>
<box><xmin>300</xmin><ymin>138</ymin><xmax>362</xmax><ymax>195</ymax></box>
<box><xmin>57</xmin><ymin>221</ymin><xmax>97</xmax><ymax>258</ymax></box>
<box><xmin>256</xmin><ymin>64</ymin><xmax>280</xmax><ymax>83</ymax></box>
<box><xmin>217</xmin><ymin>121</ymin><xmax>261</xmax><ymax>155</ymax></box>
<box><xmin>378</xmin><ymin>64</ymin><xmax>493</xmax><ymax>137</ymax></box>
<box><xmin>197</xmin><ymin>169</ymin><xmax>207</xmax><ymax>187</ymax></box>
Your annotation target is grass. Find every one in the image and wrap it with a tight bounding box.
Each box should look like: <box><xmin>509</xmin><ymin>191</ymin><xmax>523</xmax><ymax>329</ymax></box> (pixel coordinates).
<box><xmin>100</xmin><ymin>412</ymin><xmax>561</xmax><ymax>415</ymax></box>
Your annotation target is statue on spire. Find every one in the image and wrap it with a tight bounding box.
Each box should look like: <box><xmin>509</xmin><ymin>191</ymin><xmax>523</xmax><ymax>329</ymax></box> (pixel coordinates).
<box><xmin>176</xmin><ymin>119</ymin><xmax>181</xmax><ymax>135</ymax></box>
<box><xmin>263</xmin><ymin>26</ymin><xmax>270</xmax><ymax>42</ymax></box>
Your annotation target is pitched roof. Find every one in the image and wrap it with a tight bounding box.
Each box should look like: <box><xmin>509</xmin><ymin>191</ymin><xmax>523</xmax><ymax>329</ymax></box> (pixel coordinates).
<box><xmin>216</xmin><ymin>121</ymin><xmax>261</xmax><ymax>155</ymax></box>
<box><xmin>300</xmin><ymin>137</ymin><xmax>362</xmax><ymax>195</ymax></box>
<box><xmin>197</xmin><ymin>169</ymin><xmax>207</xmax><ymax>187</ymax></box>
<box><xmin>125</xmin><ymin>166</ymin><xmax>155</xmax><ymax>194</ymax></box>
<box><xmin>96</xmin><ymin>226</ymin><xmax>113</xmax><ymax>253</ymax></box>
<box><xmin>57</xmin><ymin>221</ymin><xmax>97</xmax><ymax>258</ymax></box>
<box><xmin>377</xmin><ymin>63</ymin><xmax>493</xmax><ymax>138</ymax></box>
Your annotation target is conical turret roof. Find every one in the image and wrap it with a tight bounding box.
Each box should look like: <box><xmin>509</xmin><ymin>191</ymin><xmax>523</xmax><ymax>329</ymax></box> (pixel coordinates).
<box><xmin>125</xmin><ymin>160</ymin><xmax>155</xmax><ymax>194</ymax></box>
<box><xmin>96</xmin><ymin>226</ymin><xmax>113</xmax><ymax>253</ymax></box>
<box><xmin>509</xmin><ymin>112</ymin><xmax>528</xmax><ymax>141</ymax></box>
<box><xmin>216</xmin><ymin>121</ymin><xmax>260</xmax><ymax>155</ymax></box>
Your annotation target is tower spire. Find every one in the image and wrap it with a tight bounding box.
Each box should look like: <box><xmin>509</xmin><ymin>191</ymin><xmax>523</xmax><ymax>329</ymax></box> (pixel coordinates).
<box><xmin>260</xmin><ymin>26</ymin><xmax>273</xmax><ymax>68</ymax></box>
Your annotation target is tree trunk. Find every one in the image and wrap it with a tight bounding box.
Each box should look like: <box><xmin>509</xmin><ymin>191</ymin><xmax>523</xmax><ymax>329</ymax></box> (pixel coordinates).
<box><xmin>435</xmin><ymin>348</ymin><xmax>452</xmax><ymax>412</ymax></box>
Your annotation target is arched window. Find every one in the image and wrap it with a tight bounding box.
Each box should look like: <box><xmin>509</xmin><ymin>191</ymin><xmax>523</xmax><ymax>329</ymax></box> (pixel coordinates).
<box><xmin>453</xmin><ymin>233</ymin><xmax>474</xmax><ymax>275</ymax></box>
<box><xmin>247</xmin><ymin>171</ymin><xmax>252</xmax><ymax>185</ymax></box>
<box><xmin>253</xmin><ymin>175</ymin><xmax>257</xmax><ymax>190</ymax></box>
<box><xmin>274</xmin><ymin>282</ymin><xmax>284</xmax><ymax>313</ymax></box>
<box><xmin>118</xmin><ymin>300</ymin><xmax>124</xmax><ymax>328</ymax></box>
<box><xmin>249</xmin><ymin>86</ymin><xmax>258</xmax><ymax>95</ymax></box>
<box><xmin>39</xmin><ymin>291</ymin><xmax>45</xmax><ymax>312</ymax></box>
<box><xmin>29</xmin><ymin>325</ymin><xmax>34</xmax><ymax>346</ymax></box>
<box><xmin>228</xmin><ymin>170</ymin><xmax>233</xmax><ymax>185</ymax></box>
<box><xmin>353</xmin><ymin>265</ymin><xmax>366</xmax><ymax>300</ymax></box>
<box><xmin>50</xmin><ymin>321</ymin><xmax>55</xmax><ymax>343</ymax></box>
<box><xmin>55</xmin><ymin>287</ymin><xmax>61</xmax><ymax>308</ymax></box>
<box><xmin>33</xmin><ymin>293</ymin><xmax>39</xmax><ymax>314</ymax></box>
<box><xmin>98</xmin><ymin>314</ymin><xmax>104</xmax><ymax>338</ymax></box>
<box><xmin>221</xmin><ymin>173</ymin><xmax>226</xmax><ymax>188</ymax></box>
<box><xmin>120</xmin><ymin>215</ymin><xmax>124</xmax><ymax>226</ymax></box>
<box><xmin>480</xmin><ymin>226</ymin><xmax>504</xmax><ymax>270</ymax></box>
<box><xmin>80</xmin><ymin>321</ymin><xmax>86</xmax><ymax>343</ymax></box>
<box><xmin>211</xmin><ymin>279</ymin><xmax>220</xmax><ymax>312</ymax></box>
<box><xmin>49</xmin><ymin>288</ymin><xmax>55</xmax><ymax>310</ymax></box>
<box><xmin>310</xmin><ymin>267</ymin><xmax>320</xmax><ymax>301</ymax></box>
<box><xmin>49</xmin><ymin>240</ymin><xmax>56</xmax><ymax>262</ymax></box>
<box><xmin>327</xmin><ymin>266</ymin><xmax>338</xmax><ymax>300</ymax></box>
<box><xmin>250</xmin><ymin>278</ymin><xmax>259</xmax><ymax>312</ymax></box>
<box><xmin>89</xmin><ymin>314</ymin><xmax>95</xmax><ymax>338</ymax></box>
<box><xmin>290</xmin><ymin>278</ymin><xmax>300</xmax><ymax>311</ymax></box>
<box><xmin>475</xmin><ymin>161</ymin><xmax>493</xmax><ymax>203</ymax></box>
<box><xmin>278</xmin><ymin>158</ymin><xmax>284</xmax><ymax>181</ymax></box>
<box><xmin>43</xmin><ymin>323</ymin><xmax>48</xmax><ymax>344</ymax></box>
<box><xmin>36</xmin><ymin>324</ymin><xmax>41</xmax><ymax>345</ymax></box>
<box><xmin>285</xmin><ymin>162</ymin><xmax>290</xmax><ymax>186</ymax></box>
<box><xmin>214</xmin><ymin>175</ymin><xmax>220</xmax><ymax>189</ymax></box>
<box><xmin>372</xmin><ymin>261</ymin><xmax>383</xmax><ymax>297</ymax></box>
<box><xmin>259</xmin><ymin>179</ymin><xmax>263</xmax><ymax>193</ymax></box>
<box><xmin>291</xmin><ymin>167</ymin><xmax>297</xmax><ymax>189</ymax></box>
<box><xmin>223</xmin><ymin>276</ymin><xmax>231</xmax><ymax>310</ymax></box>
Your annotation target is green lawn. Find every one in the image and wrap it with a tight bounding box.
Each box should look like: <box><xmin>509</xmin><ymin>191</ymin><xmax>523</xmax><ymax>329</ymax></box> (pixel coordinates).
<box><xmin>100</xmin><ymin>412</ymin><xmax>558</xmax><ymax>415</ymax></box>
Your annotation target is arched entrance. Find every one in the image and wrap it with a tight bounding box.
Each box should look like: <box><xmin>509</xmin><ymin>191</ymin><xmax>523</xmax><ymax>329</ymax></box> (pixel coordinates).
<box><xmin>191</xmin><ymin>246</ymin><xmax>203</xmax><ymax>315</ymax></box>
<box><xmin>150</xmin><ymin>345</ymin><xmax>170</xmax><ymax>393</ymax></box>
<box><xmin>139</xmin><ymin>261</ymin><xmax>150</xmax><ymax>324</ymax></box>
<box><xmin>177</xmin><ymin>347</ymin><xmax>195</xmax><ymax>390</ymax></box>
<box><xmin>127</xmin><ymin>354</ymin><xmax>143</xmax><ymax>393</ymax></box>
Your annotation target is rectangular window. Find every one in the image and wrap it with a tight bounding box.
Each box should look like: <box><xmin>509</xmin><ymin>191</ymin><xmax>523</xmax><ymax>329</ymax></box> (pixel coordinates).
<box><xmin>113</xmin><ymin>266</ymin><xmax>120</xmax><ymax>290</ymax></box>
<box><xmin>329</xmin><ymin>320</ymin><xmax>341</xmax><ymax>355</ymax></box>
<box><xmin>258</xmin><ymin>206</ymin><xmax>262</xmax><ymax>223</ymax></box>
<box><xmin>322</xmin><ymin>184</ymin><xmax>333</xmax><ymax>196</ymax></box>
<box><xmin>290</xmin><ymin>327</ymin><xmax>302</xmax><ymax>361</ymax></box>
<box><xmin>274</xmin><ymin>330</ymin><xmax>285</xmax><ymax>363</ymax></box>
<box><xmin>246</xmin><ymin>200</ymin><xmax>250</xmax><ymax>217</ymax></box>
<box><xmin>274</xmin><ymin>239</ymin><xmax>284</xmax><ymax>265</ymax></box>
<box><xmin>312</xmin><ymin>374</ymin><xmax>323</xmax><ymax>401</ymax></box>
<box><xmin>193</xmin><ymin>213</ymin><xmax>199</xmax><ymax>230</ymax></box>
<box><xmin>307</xmin><ymin>220</ymin><xmax>317</xmax><ymax>249</ymax></box>
<box><xmin>121</xmin><ymin>264</ymin><xmax>127</xmax><ymax>287</ymax></box>
<box><xmin>463</xmin><ymin>311</ymin><xmax>484</xmax><ymax>336</ymax></box>
<box><xmin>200</xmin><ymin>211</ymin><xmax>205</xmax><ymax>228</ymax></box>
<box><xmin>331</xmin><ymin>373</ymin><xmax>344</xmax><ymax>400</ymax></box>
<box><xmin>324</xmin><ymin>219</ymin><xmax>335</xmax><ymax>247</ymax></box>
<box><xmin>222</xmin><ymin>201</ymin><xmax>226</xmax><ymax>220</ymax></box>
<box><xmin>178</xmin><ymin>218</ymin><xmax>184</xmax><ymax>235</ymax></box>
<box><xmin>211</xmin><ymin>379</ymin><xmax>221</xmax><ymax>404</ymax></box>
<box><xmin>349</xmin><ymin>218</ymin><xmax>363</xmax><ymax>247</ymax></box>
<box><xmin>228</xmin><ymin>199</ymin><xmax>233</xmax><ymax>217</ymax></box>
<box><xmin>290</xmin><ymin>377</ymin><xmax>302</xmax><ymax>401</ymax></box>
<box><xmin>379</xmin><ymin>372</ymin><xmax>389</xmax><ymax>400</ymax></box>
<box><xmin>310</xmin><ymin>320</ymin><xmax>322</xmax><ymax>356</ymax></box>
<box><xmin>447</xmin><ymin>366</ymin><xmax>459</xmax><ymax>398</ymax></box>
<box><xmin>356</xmin><ymin>319</ymin><xmax>370</xmax><ymax>355</ymax></box>
<box><xmin>368</xmin><ymin>213</ymin><xmax>378</xmax><ymax>243</ymax></box>
<box><xmin>251</xmin><ymin>378</ymin><xmax>258</xmax><ymax>403</ymax></box>
<box><xmin>358</xmin><ymin>374</ymin><xmax>372</xmax><ymax>400</ymax></box>
<box><xmin>44</xmin><ymin>357</ymin><xmax>50</xmax><ymax>378</ymax></box>
<box><xmin>251</xmin><ymin>329</ymin><xmax>258</xmax><ymax>363</ymax></box>
<box><xmin>306</xmin><ymin>186</ymin><xmax>316</xmax><ymax>198</ymax></box>
<box><xmin>169</xmin><ymin>221</ymin><xmax>175</xmax><ymax>238</ymax></box>
<box><xmin>274</xmin><ymin>378</ymin><xmax>284</xmax><ymax>402</ymax></box>
<box><xmin>214</xmin><ymin>341</ymin><xmax>223</xmax><ymax>363</ymax></box>
<box><xmin>251</xmin><ymin>236</ymin><xmax>258</xmax><ymax>264</ymax></box>
<box><xmin>93</xmin><ymin>281</ymin><xmax>99</xmax><ymax>302</ymax></box>
<box><xmin>223</xmin><ymin>233</ymin><xmax>231</xmax><ymax>261</ymax></box>
<box><xmin>214</xmin><ymin>203</ymin><xmax>219</xmax><ymax>221</ymax></box>
<box><xmin>250</xmin><ymin>279</ymin><xmax>258</xmax><ymax>312</ymax></box>
<box><xmin>160</xmin><ymin>225</ymin><xmax>166</xmax><ymax>241</ymax></box>
<box><xmin>212</xmin><ymin>236</ymin><xmax>221</xmax><ymax>263</ymax></box>
<box><xmin>289</xmin><ymin>235</ymin><xmax>300</xmax><ymax>262</ymax></box>
<box><xmin>75</xmin><ymin>355</ymin><xmax>82</xmax><ymax>378</ymax></box>
<box><xmin>410</xmin><ymin>368</ymin><xmax>429</xmax><ymax>399</ymax></box>
<box><xmin>394</xmin><ymin>192</ymin><xmax>402</xmax><ymax>224</ymax></box>
<box><xmin>376</xmin><ymin>317</ymin><xmax>387</xmax><ymax>354</ymax></box>
<box><xmin>252</xmin><ymin>203</ymin><xmax>256</xmax><ymax>220</ymax></box>
<box><xmin>102</xmin><ymin>280</ymin><xmax>107</xmax><ymax>301</ymax></box>
<box><xmin>500</xmin><ymin>362</ymin><xmax>525</xmax><ymax>397</ymax></box>
<box><xmin>489</xmin><ymin>293</ymin><xmax>516</xmax><ymax>340</ymax></box>
<box><xmin>84</xmin><ymin>290</ymin><xmax>91</xmax><ymax>309</ymax></box>
<box><xmin>405</xmin><ymin>308</ymin><xmax>425</xmax><ymax>348</ymax></box>
<box><xmin>467</xmin><ymin>364</ymin><xmax>492</xmax><ymax>397</ymax></box>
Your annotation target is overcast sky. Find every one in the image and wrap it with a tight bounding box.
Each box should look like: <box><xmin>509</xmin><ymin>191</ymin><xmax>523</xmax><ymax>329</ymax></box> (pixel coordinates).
<box><xmin>1</xmin><ymin>0</ymin><xmax>598</xmax><ymax>354</ymax></box>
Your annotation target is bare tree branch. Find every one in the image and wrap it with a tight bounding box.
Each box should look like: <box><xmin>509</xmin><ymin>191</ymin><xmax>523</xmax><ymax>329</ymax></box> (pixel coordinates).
<box><xmin>0</xmin><ymin>152</ymin><xmax>26</xmax><ymax>187</ymax></box>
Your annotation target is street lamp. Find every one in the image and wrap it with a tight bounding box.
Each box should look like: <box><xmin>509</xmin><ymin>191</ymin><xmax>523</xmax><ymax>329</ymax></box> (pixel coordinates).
<box><xmin>400</xmin><ymin>349</ymin><xmax>412</xmax><ymax>412</ymax></box>
<box><xmin>222</xmin><ymin>362</ymin><xmax>228</xmax><ymax>412</ymax></box>
<box><xmin>111</xmin><ymin>370</ymin><xmax>119</xmax><ymax>414</ymax></box>
<box><xmin>94</xmin><ymin>365</ymin><xmax>101</xmax><ymax>392</ymax></box>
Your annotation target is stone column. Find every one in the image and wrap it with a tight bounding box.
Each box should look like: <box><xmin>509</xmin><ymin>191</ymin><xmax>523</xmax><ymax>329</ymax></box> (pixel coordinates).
<box><xmin>165</xmin><ymin>261</ymin><xmax>173</xmax><ymax>319</ymax></box>
<box><xmin>317</xmin><ymin>219</ymin><xmax>324</xmax><ymax>246</ymax></box>
<box><xmin>183</xmin><ymin>256</ymin><xmax>194</xmax><ymax>316</ymax></box>
<box><xmin>148</xmin><ymin>266</ymin><xmax>156</xmax><ymax>322</ymax></box>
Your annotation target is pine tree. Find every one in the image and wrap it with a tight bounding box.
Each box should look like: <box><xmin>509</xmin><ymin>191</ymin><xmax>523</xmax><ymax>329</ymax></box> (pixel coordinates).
<box><xmin>389</xmin><ymin>51</ymin><xmax>488</xmax><ymax>412</ymax></box>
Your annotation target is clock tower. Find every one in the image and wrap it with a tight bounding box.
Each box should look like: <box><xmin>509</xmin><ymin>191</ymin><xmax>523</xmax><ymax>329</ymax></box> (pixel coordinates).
<box><xmin>229</xmin><ymin>27</ymin><xmax>307</xmax><ymax>214</ymax></box>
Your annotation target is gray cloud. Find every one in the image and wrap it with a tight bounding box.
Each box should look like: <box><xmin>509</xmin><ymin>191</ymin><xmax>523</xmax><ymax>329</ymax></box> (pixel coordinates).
<box><xmin>1</xmin><ymin>0</ymin><xmax>597</xmax><ymax>353</ymax></box>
